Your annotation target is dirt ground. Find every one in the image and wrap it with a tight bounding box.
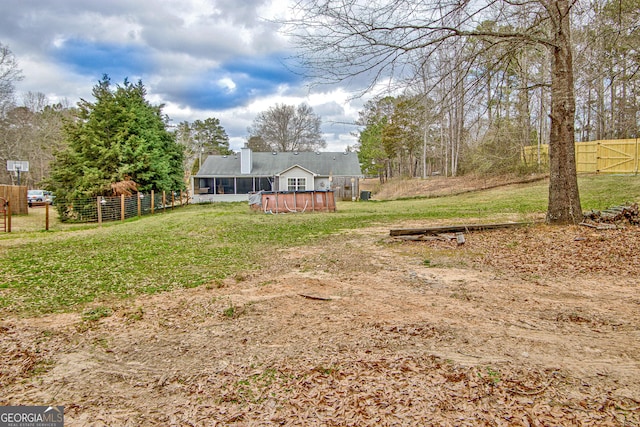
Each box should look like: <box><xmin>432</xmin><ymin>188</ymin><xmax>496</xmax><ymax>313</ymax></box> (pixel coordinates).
<box><xmin>1</xmin><ymin>178</ymin><xmax>639</xmax><ymax>426</ymax></box>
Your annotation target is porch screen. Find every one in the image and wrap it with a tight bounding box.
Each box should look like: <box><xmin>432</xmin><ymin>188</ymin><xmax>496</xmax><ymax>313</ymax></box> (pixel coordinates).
<box><xmin>215</xmin><ymin>178</ymin><xmax>234</xmax><ymax>194</ymax></box>
<box><xmin>255</xmin><ymin>177</ymin><xmax>272</xmax><ymax>192</ymax></box>
<box><xmin>236</xmin><ymin>178</ymin><xmax>253</xmax><ymax>194</ymax></box>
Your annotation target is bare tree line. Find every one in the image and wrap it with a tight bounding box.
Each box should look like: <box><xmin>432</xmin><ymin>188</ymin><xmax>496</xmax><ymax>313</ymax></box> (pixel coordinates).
<box><xmin>574</xmin><ymin>0</ymin><xmax>640</xmax><ymax>141</ymax></box>
<box><xmin>336</xmin><ymin>0</ymin><xmax>638</xmax><ymax>181</ymax></box>
<box><xmin>286</xmin><ymin>0</ymin><xmax>638</xmax><ymax>222</ymax></box>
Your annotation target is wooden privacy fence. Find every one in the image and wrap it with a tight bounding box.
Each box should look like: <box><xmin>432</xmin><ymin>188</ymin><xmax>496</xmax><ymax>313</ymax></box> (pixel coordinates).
<box><xmin>523</xmin><ymin>138</ymin><xmax>640</xmax><ymax>174</ymax></box>
<box><xmin>60</xmin><ymin>190</ymin><xmax>189</xmax><ymax>224</ymax></box>
<box><xmin>0</xmin><ymin>185</ymin><xmax>27</xmax><ymax>214</ymax></box>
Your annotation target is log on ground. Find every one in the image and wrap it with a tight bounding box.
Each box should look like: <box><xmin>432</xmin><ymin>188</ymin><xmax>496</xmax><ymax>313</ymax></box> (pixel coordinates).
<box><xmin>390</xmin><ymin>222</ymin><xmax>531</xmax><ymax>237</ymax></box>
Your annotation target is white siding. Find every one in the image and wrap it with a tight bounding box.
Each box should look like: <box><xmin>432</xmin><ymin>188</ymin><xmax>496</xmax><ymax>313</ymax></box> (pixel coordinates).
<box><xmin>277</xmin><ymin>166</ymin><xmax>315</xmax><ymax>191</ymax></box>
<box><xmin>315</xmin><ymin>178</ymin><xmax>331</xmax><ymax>191</ymax></box>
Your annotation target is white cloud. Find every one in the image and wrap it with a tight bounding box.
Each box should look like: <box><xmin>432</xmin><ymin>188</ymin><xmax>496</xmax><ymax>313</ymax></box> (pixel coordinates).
<box><xmin>218</xmin><ymin>77</ymin><xmax>237</xmax><ymax>92</ymax></box>
<box><xmin>2</xmin><ymin>0</ymin><xmax>369</xmax><ymax>154</ymax></box>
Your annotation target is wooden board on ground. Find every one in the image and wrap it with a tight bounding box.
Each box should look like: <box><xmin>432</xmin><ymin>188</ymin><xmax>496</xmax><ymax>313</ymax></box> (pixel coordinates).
<box><xmin>390</xmin><ymin>222</ymin><xmax>531</xmax><ymax>236</ymax></box>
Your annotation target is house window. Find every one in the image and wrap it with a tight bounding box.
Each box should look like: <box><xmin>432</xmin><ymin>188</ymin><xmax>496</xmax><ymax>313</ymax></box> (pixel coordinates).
<box><xmin>287</xmin><ymin>177</ymin><xmax>306</xmax><ymax>191</ymax></box>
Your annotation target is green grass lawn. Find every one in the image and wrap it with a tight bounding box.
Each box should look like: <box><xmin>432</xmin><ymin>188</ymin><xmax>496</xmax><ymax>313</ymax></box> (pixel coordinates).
<box><xmin>1</xmin><ymin>174</ymin><xmax>639</xmax><ymax>317</ymax></box>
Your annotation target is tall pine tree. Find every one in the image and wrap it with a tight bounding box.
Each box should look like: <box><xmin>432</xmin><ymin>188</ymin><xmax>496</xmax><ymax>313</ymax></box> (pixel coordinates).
<box><xmin>48</xmin><ymin>75</ymin><xmax>185</xmax><ymax>205</ymax></box>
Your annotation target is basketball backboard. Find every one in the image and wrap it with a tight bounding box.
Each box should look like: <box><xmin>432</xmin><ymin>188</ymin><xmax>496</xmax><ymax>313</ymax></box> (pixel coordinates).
<box><xmin>7</xmin><ymin>160</ymin><xmax>29</xmax><ymax>172</ymax></box>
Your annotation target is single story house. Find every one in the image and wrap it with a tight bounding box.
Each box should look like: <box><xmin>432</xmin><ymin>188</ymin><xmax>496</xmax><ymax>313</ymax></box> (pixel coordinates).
<box><xmin>192</xmin><ymin>146</ymin><xmax>363</xmax><ymax>202</ymax></box>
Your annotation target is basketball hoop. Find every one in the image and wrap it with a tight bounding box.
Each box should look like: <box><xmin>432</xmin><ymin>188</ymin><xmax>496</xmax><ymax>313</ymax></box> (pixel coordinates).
<box><xmin>6</xmin><ymin>160</ymin><xmax>29</xmax><ymax>186</ymax></box>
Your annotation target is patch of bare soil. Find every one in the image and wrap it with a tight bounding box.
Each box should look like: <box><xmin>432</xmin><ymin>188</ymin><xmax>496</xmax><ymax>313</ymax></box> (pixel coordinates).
<box><xmin>360</xmin><ymin>174</ymin><xmax>548</xmax><ymax>200</ymax></box>
<box><xmin>1</xmin><ymin>224</ymin><xmax>639</xmax><ymax>426</ymax></box>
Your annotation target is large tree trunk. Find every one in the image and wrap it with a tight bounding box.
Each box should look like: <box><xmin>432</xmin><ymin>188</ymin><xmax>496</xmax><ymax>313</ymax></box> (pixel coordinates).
<box><xmin>546</xmin><ymin>0</ymin><xmax>581</xmax><ymax>224</ymax></box>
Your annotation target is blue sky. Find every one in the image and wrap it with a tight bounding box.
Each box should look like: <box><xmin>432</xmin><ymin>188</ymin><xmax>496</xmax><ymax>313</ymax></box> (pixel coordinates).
<box><xmin>0</xmin><ymin>0</ymin><xmax>365</xmax><ymax>151</ymax></box>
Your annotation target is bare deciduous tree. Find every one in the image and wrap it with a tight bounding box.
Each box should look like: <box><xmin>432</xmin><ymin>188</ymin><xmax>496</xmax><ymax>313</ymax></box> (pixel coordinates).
<box><xmin>0</xmin><ymin>96</ymin><xmax>70</xmax><ymax>187</ymax></box>
<box><xmin>0</xmin><ymin>43</ymin><xmax>24</xmax><ymax>184</ymax></box>
<box><xmin>246</xmin><ymin>135</ymin><xmax>271</xmax><ymax>152</ymax></box>
<box><xmin>0</xmin><ymin>43</ymin><xmax>22</xmax><ymax>116</ymax></box>
<box><xmin>286</xmin><ymin>0</ymin><xmax>582</xmax><ymax>224</ymax></box>
<box><xmin>574</xmin><ymin>0</ymin><xmax>640</xmax><ymax>141</ymax></box>
<box><xmin>249</xmin><ymin>103</ymin><xmax>326</xmax><ymax>152</ymax></box>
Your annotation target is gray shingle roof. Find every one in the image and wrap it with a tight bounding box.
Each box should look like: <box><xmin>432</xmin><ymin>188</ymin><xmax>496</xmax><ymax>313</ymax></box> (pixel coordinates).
<box><xmin>196</xmin><ymin>151</ymin><xmax>362</xmax><ymax>177</ymax></box>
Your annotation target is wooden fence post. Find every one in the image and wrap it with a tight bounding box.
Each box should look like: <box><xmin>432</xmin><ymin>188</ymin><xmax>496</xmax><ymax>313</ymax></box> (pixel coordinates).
<box><xmin>151</xmin><ymin>190</ymin><xmax>155</xmax><ymax>214</ymax></box>
<box><xmin>0</xmin><ymin>199</ymin><xmax>4</xmax><ymax>233</ymax></box>
<box><xmin>97</xmin><ymin>196</ymin><xmax>102</xmax><ymax>226</ymax></box>
<box><xmin>45</xmin><ymin>202</ymin><xmax>49</xmax><ymax>231</ymax></box>
<box><xmin>137</xmin><ymin>193</ymin><xmax>142</xmax><ymax>217</ymax></box>
<box><xmin>121</xmin><ymin>194</ymin><xmax>125</xmax><ymax>222</ymax></box>
<box><xmin>163</xmin><ymin>191</ymin><xmax>166</xmax><ymax>213</ymax></box>
<box><xmin>6</xmin><ymin>200</ymin><xmax>11</xmax><ymax>233</ymax></box>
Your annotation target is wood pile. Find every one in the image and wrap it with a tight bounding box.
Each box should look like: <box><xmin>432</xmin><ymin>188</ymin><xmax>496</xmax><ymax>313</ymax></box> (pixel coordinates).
<box><xmin>582</xmin><ymin>203</ymin><xmax>640</xmax><ymax>228</ymax></box>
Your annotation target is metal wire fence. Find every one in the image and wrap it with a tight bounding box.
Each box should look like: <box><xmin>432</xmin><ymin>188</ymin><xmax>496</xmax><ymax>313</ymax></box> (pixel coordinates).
<box><xmin>58</xmin><ymin>190</ymin><xmax>189</xmax><ymax>224</ymax></box>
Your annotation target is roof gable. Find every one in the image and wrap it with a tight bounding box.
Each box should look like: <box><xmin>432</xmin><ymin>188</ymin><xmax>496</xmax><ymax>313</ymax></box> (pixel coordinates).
<box><xmin>276</xmin><ymin>164</ymin><xmax>316</xmax><ymax>176</ymax></box>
